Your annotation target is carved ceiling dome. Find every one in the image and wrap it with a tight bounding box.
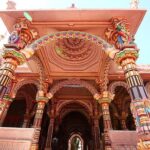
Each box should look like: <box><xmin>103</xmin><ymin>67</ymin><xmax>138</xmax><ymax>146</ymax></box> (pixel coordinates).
<box><xmin>46</xmin><ymin>37</ymin><xmax>104</xmax><ymax>71</ymax></box>
<box><xmin>55</xmin><ymin>38</ymin><xmax>93</xmax><ymax>61</ymax></box>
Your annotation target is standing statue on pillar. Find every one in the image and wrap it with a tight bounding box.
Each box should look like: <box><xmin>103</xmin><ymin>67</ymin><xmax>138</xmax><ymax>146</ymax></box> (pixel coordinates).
<box><xmin>105</xmin><ymin>17</ymin><xmax>137</xmax><ymax>50</ymax></box>
<box><xmin>5</xmin><ymin>18</ymin><xmax>38</xmax><ymax>51</ymax></box>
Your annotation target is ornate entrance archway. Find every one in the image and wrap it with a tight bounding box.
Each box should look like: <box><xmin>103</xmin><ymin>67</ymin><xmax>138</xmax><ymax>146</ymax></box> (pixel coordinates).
<box><xmin>22</xmin><ymin>30</ymin><xmax>115</xmax><ymax>60</ymax></box>
<box><xmin>1</xmin><ymin>16</ymin><xmax>150</xmax><ymax>149</ymax></box>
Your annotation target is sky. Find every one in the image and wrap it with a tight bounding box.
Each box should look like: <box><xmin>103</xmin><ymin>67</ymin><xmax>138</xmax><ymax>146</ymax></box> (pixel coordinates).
<box><xmin>0</xmin><ymin>0</ymin><xmax>150</xmax><ymax>64</ymax></box>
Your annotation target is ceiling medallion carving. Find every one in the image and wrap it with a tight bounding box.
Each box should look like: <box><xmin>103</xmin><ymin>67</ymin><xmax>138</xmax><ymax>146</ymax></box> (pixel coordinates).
<box><xmin>55</xmin><ymin>38</ymin><xmax>93</xmax><ymax>61</ymax></box>
<box><xmin>46</xmin><ymin>36</ymin><xmax>102</xmax><ymax>71</ymax></box>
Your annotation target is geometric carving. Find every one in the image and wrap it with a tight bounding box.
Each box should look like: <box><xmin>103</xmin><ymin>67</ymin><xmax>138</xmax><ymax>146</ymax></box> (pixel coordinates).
<box><xmin>55</xmin><ymin>38</ymin><xmax>94</xmax><ymax>61</ymax></box>
<box><xmin>29</xmin><ymin>31</ymin><xmax>113</xmax><ymax>51</ymax></box>
<box><xmin>48</xmin><ymin>40</ymin><xmax>101</xmax><ymax>71</ymax></box>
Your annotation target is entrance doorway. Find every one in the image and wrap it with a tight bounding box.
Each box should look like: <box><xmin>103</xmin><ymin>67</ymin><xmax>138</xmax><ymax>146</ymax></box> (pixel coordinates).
<box><xmin>68</xmin><ymin>134</ymin><xmax>84</xmax><ymax>150</ymax></box>
<box><xmin>52</xmin><ymin>111</ymin><xmax>92</xmax><ymax>150</ymax></box>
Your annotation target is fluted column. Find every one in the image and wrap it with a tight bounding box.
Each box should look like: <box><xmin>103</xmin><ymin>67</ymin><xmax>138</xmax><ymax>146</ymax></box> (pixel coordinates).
<box><xmin>30</xmin><ymin>91</ymin><xmax>48</xmax><ymax>150</ymax></box>
<box><xmin>0</xmin><ymin>94</ymin><xmax>13</xmax><ymax>126</ymax></box>
<box><xmin>114</xmin><ymin>49</ymin><xmax>150</xmax><ymax>149</ymax></box>
<box><xmin>105</xmin><ymin>17</ymin><xmax>150</xmax><ymax>149</ymax></box>
<box><xmin>98</xmin><ymin>91</ymin><xmax>114</xmax><ymax>150</ymax></box>
<box><xmin>0</xmin><ymin>56</ymin><xmax>22</xmax><ymax>99</ymax></box>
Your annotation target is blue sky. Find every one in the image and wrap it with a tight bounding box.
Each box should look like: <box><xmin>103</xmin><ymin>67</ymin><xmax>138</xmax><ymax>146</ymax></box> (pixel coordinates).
<box><xmin>0</xmin><ymin>0</ymin><xmax>149</xmax><ymax>64</ymax></box>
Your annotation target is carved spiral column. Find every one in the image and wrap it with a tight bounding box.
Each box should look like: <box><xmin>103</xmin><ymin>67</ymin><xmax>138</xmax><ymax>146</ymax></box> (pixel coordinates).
<box><xmin>97</xmin><ymin>91</ymin><xmax>114</xmax><ymax>150</ymax></box>
<box><xmin>105</xmin><ymin>17</ymin><xmax>150</xmax><ymax>149</ymax></box>
<box><xmin>30</xmin><ymin>90</ymin><xmax>48</xmax><ymax>150</ymax></box>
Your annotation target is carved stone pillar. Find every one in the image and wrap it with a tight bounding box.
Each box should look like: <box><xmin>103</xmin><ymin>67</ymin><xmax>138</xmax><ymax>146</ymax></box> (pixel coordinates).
<box><xmin>0</xmin><ymin>18</ymin><xmax>37</xmax><ymax>100</ymax></box>
<box><xmin>115</xmin><ymin>49</ymin><xmax>150</xmax><ymax>149</ymax></box>
<box><xmin>45</xmin><ymin>118</ymin><xmax>54</xmax><ymax>150</ymax></box>
<box><xmin>105</xmin><ymin>17</ymin><xmax>150</xmax><ymax>149</ymax></box>
<box><xmin>98</xmin><ymin>91</ymin><xmax>114</xmax><ymax>150</ymax></box>
<box><xmin>92</xmin><ymin>117</ymin><xmax>101</xmax><ymax>150</ymax></box>
<box><xmin>0</xmin><ymin>94</ymin><xmax>13</xmax><ymax>126</ymax></box>
<box><xmin>0</xmin><ymin>79</ymin><xmax>17</xmax><ymax>123</ymax></box>
<box><xmin>30</xmin><ymin>90</ymin><xmax>48</xmax><ymax>150</ymax></box>
<box><xmin>0</xmin><ymin>56</ymin><xmax>22</xmax><ymax>99</ymax></box>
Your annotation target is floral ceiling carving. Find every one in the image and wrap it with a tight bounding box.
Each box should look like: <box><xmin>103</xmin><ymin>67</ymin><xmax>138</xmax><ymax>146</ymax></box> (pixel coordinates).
<box><xmin>46</xmin><ymin>37</ymin><xmax>103</xmax><ymax>71</ymax></box>
<box><xmin>55</xmin><ymin>38</ymin><xmax>93</xmax><ymax>61</ymax></box>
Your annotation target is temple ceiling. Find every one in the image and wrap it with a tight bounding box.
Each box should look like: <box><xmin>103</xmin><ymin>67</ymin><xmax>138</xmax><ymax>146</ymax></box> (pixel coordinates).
<box><xmin>0</xmin><ymin>9</ymin><xmax>149</xmax><ymax>80</ymax></box>
<box><xmin>37</xmin><ymin>37</ymin><xmax>106</xmax><ymax>73</ymax></box>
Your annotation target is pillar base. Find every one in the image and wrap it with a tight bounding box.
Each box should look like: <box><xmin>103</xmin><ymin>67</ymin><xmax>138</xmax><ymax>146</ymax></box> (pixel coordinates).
<box><xmin>104</xmin><ymin>130</ymin><xmax>112</xmax><ymax>150</ymax></box>
<box><xmin>30</xmin><ymin>144</ymin><xmax>38</xmax><ymax>150</ymax></box>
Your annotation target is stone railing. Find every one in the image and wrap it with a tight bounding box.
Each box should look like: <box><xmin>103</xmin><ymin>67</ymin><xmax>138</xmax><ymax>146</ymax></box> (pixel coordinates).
<box><xmin>108</xmin><ymin>130</ymin><xmax>137</xmax><ymax>150</ymax></box>
<box><xmin>0</xmin><ymin>127</ymin><xmax>36</xmax><ymax>150</ymax></box>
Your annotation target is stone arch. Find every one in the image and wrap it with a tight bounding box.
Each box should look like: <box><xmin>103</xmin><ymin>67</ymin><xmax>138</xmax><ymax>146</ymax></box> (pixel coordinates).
<box><xmin>109</xmin><ymin>81</ymin><xmax>131</xmax><ymax>118</ymax></box>
<box><xmin>47</xmin><ymin>79</ymin><xmax>99</xmax><ymax>99</ymax></box>
<box><xmin>145</xmin><ymin>82</ymin><xmax>150</xmax><ymax>98</ymax></box>
<box><xmin>12</xmin><ymin>79</ymin><xmax>40</xmax><ymax>98</ymax></box>
<box><xmin>23</xmin><ymin>31</ymin><xmax>117</xmax><ymax>60</ymax></box>
<box><xmin>108</xmin><ymin>81</ymin><xmax>129</xmax><ymax>94</ymax></box>
<box><xmin>56</xmin><ymin>100</ymin><xmax>93</xmax><ymax>117</ymax></box>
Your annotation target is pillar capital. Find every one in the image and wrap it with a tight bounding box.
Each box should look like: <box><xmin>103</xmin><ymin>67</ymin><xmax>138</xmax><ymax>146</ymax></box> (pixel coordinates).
<box><xmin>36</xmin><ymin>96</ymin><xmax>49</xmax><ymax>103</ymax></box>
<box><xmin>98</xmin><ymin>91</ymin><xmax>114</xmax><ymax>104</ymax></box>
<box><xmin>114</xmin><ymin>48</ymin><xmax>139</xmax><ymax>65</ymax></box>
<box><xmin>36</xmin><ymin>90</ymin><xmax>49</xmax><ymax>103</ymax></box>
<box><xmin>3</xmin><ymin>94</ymin><xmax>13</xmax><ymax>103</ymax></box>
<box><xmin>2</xmin><ymin>49</ymin><xmax>26</xmax><ymax>65</ymax></box>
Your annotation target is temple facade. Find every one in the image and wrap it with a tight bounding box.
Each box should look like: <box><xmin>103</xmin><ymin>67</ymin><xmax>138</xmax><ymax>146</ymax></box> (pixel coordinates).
<box><xmin>0</xmin><ymin>8</ymin><xmax>150</xmax><ymax>150</ymax></box>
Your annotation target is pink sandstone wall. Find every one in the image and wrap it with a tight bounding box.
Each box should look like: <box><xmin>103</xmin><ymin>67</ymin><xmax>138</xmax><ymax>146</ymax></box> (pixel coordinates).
<box><xmin>0</xmin><ymin>127</ymin><xmax>35</xmax><ymax>150</ymax></box>
<box><xmin>109</xmin><ymin>130</ymin><xmax>137</xmax><ymax>149</ymax></box>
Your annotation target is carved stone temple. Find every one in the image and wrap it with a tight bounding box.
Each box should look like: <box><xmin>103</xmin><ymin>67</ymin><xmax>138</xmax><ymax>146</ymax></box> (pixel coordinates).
<box><xmin>0</xmin><ymin>8</ymin><xmax>150</xmax><ymax>150</ymax></box>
